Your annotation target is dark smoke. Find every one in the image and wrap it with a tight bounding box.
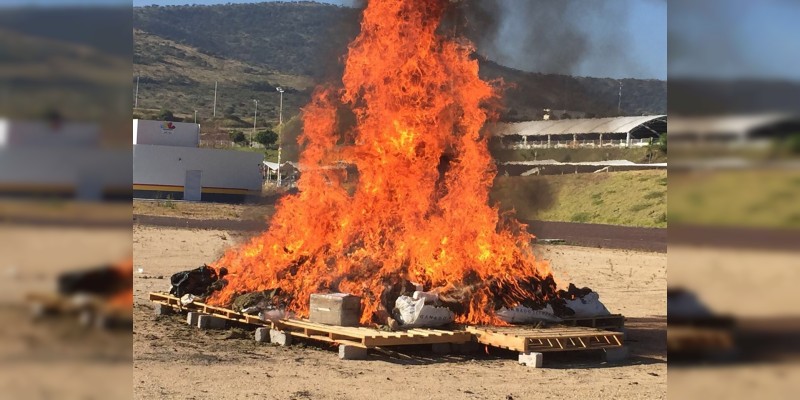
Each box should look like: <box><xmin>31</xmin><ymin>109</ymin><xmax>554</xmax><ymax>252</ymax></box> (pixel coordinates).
<box><xmin>455</xmin><ymin>0</ymin><xmax>659</xmax><ymax>78</ymax></box>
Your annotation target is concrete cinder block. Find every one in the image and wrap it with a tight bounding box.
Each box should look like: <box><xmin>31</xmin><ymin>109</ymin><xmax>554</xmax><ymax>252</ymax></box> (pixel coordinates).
<box><xmin>338</xmin><ymin>344</ymin><xmax>368</xmax><ymax>360</ymax></box>
<box><xmin>269</xmin><ymin>329</ymin><xmax>292</xmax><ymax>346</ymax></box>
<box><xmin>431</xmin><ymin>343</ymin><xmax>451</xmax><ymax>354</ymax></box>
<box><xmin>154</xmin><ymin>303</ymin><xmax>174</xmax><ymax>316</ymax></box>
<box><xmin>187</xmin><ymin>311</ymin><xmax>202</xmax><ymax>326</ymax></box>
<box><xmin>197</xmin><ymin>314</ymin><xmax>226</xmax><ymax>329</ymax></box>
<box><xmin>254</xmin><ymin>327</ymin><xmax>270</xmax><ymax>342</ymax></box>
<box><xmin>604</xmin><ymin>346</ymin><xmax>630</xmax><ymax>362</ymax></box>
<box><xmin>518</xmin><ymin>352</ymin><xmax>544</xmax><ymax>368</ymax></box>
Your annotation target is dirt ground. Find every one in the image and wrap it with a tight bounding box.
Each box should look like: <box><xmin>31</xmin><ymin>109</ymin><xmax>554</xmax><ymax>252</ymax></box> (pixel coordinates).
<box><xmin>0</xmin><ymin>224</ymin><xmax>133</xmax><ymax>399</ymax></box>
<box><xmin>133</xmin><ymin>225</ymin><xmax>667</xmax><ymax>400</ymax></box>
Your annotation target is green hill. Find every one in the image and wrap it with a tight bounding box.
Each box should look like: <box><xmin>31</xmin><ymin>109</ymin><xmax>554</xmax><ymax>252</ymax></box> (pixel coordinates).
<box><xmin>132</xmin><ymin>2</ymin><xmax>667</xmax><ymax>163</ymax></box>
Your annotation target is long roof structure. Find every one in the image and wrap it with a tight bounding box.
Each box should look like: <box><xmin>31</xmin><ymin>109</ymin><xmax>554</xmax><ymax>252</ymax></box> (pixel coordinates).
<box><xmin>492</xmin><ymin>115</ymin><xmax>667</xmax><ymax>137</ymax></box>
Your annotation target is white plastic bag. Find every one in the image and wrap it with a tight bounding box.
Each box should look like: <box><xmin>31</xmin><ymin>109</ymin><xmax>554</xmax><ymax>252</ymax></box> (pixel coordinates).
<box><xmin>496</xmin><ymin>304</ymin><xmax>562</xmax><ymax>324</ymax></box>
<box><xmin>394</xmin><ymin>295</ymin><xmax>454</xmax><ymax>328</ymax></box>
<box><xmin>564</xmin><ymin>292</ymin><xmax>610</xmax><ymax>318</ymax></box>
<box><xmin>180</xmin><ymin>294</ymin><xmax>196</xmax><ymax>306</ymax></box>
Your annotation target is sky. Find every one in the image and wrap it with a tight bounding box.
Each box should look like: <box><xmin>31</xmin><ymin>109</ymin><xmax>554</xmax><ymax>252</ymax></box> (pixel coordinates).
<box><xmin>12</xmin><ymin>1</ymin><xmax>800</xmax><ymax>81</ymax></box>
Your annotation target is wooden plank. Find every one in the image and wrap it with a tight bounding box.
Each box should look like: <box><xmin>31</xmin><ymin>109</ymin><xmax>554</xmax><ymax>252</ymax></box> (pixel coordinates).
<box><xmin>469</xmin><ymin>325</ymin><xmax>623</xmax><ymax>353</ymax></box>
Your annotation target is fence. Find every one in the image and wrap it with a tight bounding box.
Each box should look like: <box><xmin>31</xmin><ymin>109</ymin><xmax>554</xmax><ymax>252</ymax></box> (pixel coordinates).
<box><xmin>503</xmin><ymin>138</ymin><xmax>653</xmax><ymax>150</ymax></box>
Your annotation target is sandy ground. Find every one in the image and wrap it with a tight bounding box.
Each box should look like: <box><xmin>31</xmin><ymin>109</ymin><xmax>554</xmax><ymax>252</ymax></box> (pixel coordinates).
<box><xmin>0</xmin><ymin>224</ymin><xmax>133</xmax><ymax>399</ymax></box>
<box><xmin>668</xmin><ymin>244</ymin><xmax>800</xmax><ymax>400</ymax></box>
<box><xmin>133</xmin><ymin>225</ymin><xmax>666</xmax><ymax>400</ymax></box>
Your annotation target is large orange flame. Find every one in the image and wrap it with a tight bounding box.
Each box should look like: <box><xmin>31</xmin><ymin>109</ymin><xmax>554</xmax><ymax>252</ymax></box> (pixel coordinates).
<box><xmin>209</xmin><ymin>0</ymin><xmax>554</xmax><ymax>325</ymax></box>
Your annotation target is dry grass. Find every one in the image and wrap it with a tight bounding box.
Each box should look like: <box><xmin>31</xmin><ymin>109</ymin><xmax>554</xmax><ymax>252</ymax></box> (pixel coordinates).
<box><xmin>491</xmin><ymin>170</ymin><xmax>668</xmax><ymax>228</ymax></box>
<box><xmin>669</xmin><ymin>168</ymin><xmax>800</xmax><ymax>229</ymax></box>
<box><xmin>133</xmin><ymin>199</ymin><xmax>274</xmax><ymax>221</ymax></box>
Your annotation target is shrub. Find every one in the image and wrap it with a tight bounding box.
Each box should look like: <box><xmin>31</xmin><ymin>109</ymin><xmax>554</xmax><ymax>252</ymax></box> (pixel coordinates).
<box><xmin>254</xmin><ymin>130</ymin><xmax>278</xmax><ymax>147</ymax></box>
<box><xmin>570</xmin><ymin>212</ymin><xmax>592</xmax><ymax>223</ymax></box>
<box><xmin>229</xmin><ymin>130</ymin><xmax>246</xmax><ymax>144</ymax></box>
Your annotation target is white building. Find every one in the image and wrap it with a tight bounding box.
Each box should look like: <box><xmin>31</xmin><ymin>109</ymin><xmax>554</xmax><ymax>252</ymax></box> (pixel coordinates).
<box><xmin>133</xmin><ymin>119</ymin><xmax>263</xmax><ymax>202</ymax></box>
<box><xmin>0</xmin><ymin>118</ymin><xmax>129</xmax><ymax>200</ymax></box>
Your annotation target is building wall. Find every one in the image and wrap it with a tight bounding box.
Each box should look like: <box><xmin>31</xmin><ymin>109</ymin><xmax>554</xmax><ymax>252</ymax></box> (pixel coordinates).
<box><xmin>0</xmin><ymin>119</ymin><xmax>99</xmax><ymax>148</ymax></box>
<box><xmin>133</xmin><ymin>119</ymin><xmax>199</xmax><ymax>147</ymax></box>
<box><xmin>133</xmin><ymin>144</ymin><xmax>263</xmax><ymax>201</ymax></box>
<box><xmin>0</xmin><ymin>148</ymin><xmax>131</xmax><ymax>199</ymax></box>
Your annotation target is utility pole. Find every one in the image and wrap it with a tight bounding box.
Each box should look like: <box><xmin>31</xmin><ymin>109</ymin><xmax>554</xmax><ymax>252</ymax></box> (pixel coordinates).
<box><xmin>617</xmin><ymin>80</ymin><xmax>623</xmax><ymax>116</ymax></box>
<box><xmin>134</xmin><ymin>75</ymin><xmax>139</xmax><ymax>109</ymax></box>
<box><xmin>276</xmin><ymin>87</ymin><xmax>284</xmax><ymax>187</ymax></box>
<box><xmin>194</xmin><ymin>110</ymin><xmax>197</xmax><ymax>124</ymax></box>
<box><xmin>252</xmin><ymin>99</ymin><xmax>258</xmax><ymax>147</ymax></box>
<box><xmin>213</xmin><ymin>81</ymin><xmax>218</xmax><ymax>118</ymax></box>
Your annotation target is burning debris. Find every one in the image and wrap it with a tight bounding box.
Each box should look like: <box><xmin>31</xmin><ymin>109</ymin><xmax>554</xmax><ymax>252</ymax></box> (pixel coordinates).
<box><xmin>196</xmin><ymin>0</ymin><xmax>611</xmax><ymax>327</ymax></box>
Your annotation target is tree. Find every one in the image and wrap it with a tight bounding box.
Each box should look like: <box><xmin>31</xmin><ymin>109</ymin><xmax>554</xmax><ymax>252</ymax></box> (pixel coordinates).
<box><xmin>229</xmin><ymin>130</ymin><xmax>246</xmax><ymax>145</ymax></box>
<box><xmin>657</xmin><ymin>132</ymin><xmax>667</xmax><ymax>154</ymax></box>
<box><xmin>254</xmin><ymin>130</ymin><xmax>278</xmax><ymax>148</ymax></box>
<box><xmin>158</xmin><ymin>109</ymin><xmax>177</xmax><ymax>121</ymax></box>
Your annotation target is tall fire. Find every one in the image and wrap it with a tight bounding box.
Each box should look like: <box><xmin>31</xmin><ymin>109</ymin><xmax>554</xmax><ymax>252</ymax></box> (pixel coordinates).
<box><xmin>208</xmin><ymin>0</ymin><xmax>565</xmax><ymax>325</ymax></box>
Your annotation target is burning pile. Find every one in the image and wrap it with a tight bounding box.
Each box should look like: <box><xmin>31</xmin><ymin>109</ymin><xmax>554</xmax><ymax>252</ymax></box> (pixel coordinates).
<box><xmin>203</xmin><ymin>0</ymin><xmax>607</xmax><ymax>326</ymax></box>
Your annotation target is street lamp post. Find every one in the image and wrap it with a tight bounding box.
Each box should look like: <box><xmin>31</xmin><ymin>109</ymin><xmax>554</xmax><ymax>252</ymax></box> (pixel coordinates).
<box><xmin>252</xmin><ymin>99</ymin><xmax>258</xmax><ymax>147</ymax></box>
<box><xmin>276</xmin><ymin>87</ymin><xmax>284</xmax><ymax>187</ymax></box>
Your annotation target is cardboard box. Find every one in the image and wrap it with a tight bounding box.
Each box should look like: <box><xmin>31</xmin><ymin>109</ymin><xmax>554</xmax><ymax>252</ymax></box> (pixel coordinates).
<box><xmin>309</xmin><ymin>293</ymin><xmax>362</xmax><ymax>326</ymax></box>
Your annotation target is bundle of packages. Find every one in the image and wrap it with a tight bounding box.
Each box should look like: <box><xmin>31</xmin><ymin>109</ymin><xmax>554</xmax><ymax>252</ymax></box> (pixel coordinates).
<box><xmin>494</xmin><ymin>281</ymin><xmax>610</xmax><ymax>324</ymax></box>
<box><xmin>496</xmin><ymin>304</ymin><xmax>562</xmax><ymax>324</ymax></box>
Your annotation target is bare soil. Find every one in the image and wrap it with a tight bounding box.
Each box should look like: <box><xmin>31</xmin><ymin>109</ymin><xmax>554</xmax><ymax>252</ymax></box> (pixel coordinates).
<box><xmin>133</xmin><ymin>226</ymin><xmax>667</xmax><ymax>400</ymax></box>
<box><xmin>0</xmin><ymin>224</ymin><xmax>133</xmax><ymax>399</ymax></box>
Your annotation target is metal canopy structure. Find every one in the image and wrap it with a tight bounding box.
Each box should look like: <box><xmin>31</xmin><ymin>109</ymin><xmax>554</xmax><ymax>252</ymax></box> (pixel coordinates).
<box><xmin>492</xmin><ymin>115</ymin><xmax>667</xmax><ymax>137</ymax></box>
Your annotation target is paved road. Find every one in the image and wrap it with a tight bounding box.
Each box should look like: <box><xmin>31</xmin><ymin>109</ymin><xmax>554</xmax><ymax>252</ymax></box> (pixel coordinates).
<box><xmin>132</xmin><ymin>215</ymin><xmax>669</xmax><ymax>252</ymax></box>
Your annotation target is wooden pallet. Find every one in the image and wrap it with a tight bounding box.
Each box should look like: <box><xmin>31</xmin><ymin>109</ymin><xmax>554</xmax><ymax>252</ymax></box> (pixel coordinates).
<box><xmin>277</xmin><ymin>318</ymin><xmax>471</xmax><ymax>348</ymax></box>
<box><xmin>150</xmin><ymin>292</ymin><xmax>268</xmax><ymax>325</ymax></box>
<box><xmin>668</xmin><ymin>326</ymin><xmax>734</xmax><ymax>352</ymax></box>
<box><xmin>150</xmin><ymin>292</ymin><xmax>472</xmax><ymax>348</ymax></box>
<box><xmin>560</xmin><ymin>314</ymin><xmax>625</xmax><ymax>330</ymax></box>
<box><xmin>467</xmin><ymin>325</ymin><xmax>624</xmax><ymax>353</ymax></box>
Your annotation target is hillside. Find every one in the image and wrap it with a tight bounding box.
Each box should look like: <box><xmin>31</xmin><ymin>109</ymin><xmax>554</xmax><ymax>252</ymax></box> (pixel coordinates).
<box><xmin>133</xmin><ymin>29</ymin><xmax>312</xmax><ymax>127</ymax></box>
<box><xmin>0</xmin><ymin>27</ymin><xmax>129</xmax><ymax>121</ymax></box>
<box><xmin>491</xmin><ymin>170</ymin><xmax>668</xmax><ymax>228</ymax></box>
<box><xmin>133</xmin><ymin>2</ymin><xmax>666</xmax><ymax>132</ymax></box>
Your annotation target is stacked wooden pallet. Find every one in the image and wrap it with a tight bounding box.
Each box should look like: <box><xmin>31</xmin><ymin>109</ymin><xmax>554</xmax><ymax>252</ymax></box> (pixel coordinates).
<box><xmin>149</xmin><ymin>292</ymin><xmax>471</xmax><ymax>349</ymax></box>
<box><xmin>149</xmin><ymin>292</ymin><xmax>628</xmax><ymax>366</ymax></box>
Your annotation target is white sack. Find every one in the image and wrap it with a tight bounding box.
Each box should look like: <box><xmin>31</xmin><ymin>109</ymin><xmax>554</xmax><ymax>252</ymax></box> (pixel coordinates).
<box><xmin>564</xmin><ymin>292</ymin><xmax>610</xmax><ymax>318</ymax></box>
<box><xmin>496</xmin><ymin>304</ymin><xmax>562</xmax><ymax>324</ymax></box>
<box><xmin>394</xmin><ymin>295</ymin><xmax>454</xmax><ymax>328</ymax></box>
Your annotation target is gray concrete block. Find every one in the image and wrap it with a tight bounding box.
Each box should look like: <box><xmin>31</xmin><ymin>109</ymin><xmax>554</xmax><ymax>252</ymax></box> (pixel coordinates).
<box><xmin>187</xmin><ymin>311</ymin><xmax>202</xmax><ymax>326</ymax></box>
<box><xmin>431</xmin><ymin>343</ymin><xmax>451</xmax><ymax>354</ymax></box>
<box><xmin>338</xmin><ymin>344</ymin><xmax>368</xmax><ymax>360</ymax></box>
<box><xmin>269</xmin><ymin>329</ymin><xmax>292</xmax><ymax>346</ymax></box>
<box><xmin>254</xmin><ymin>327</ymin><xmax>270</xmax><ymax>342</ymax></box>
<box><xmin>79</xmin><ymin>310</ymin><xmax>95</xmax><ymax>327</ymax></box>
<box><xmin>154</xmin><ymin>303</ymin><xmax>174</xmax><ymax>316</ymax></box>
<box><xmin>518</xmin><ymin>352</ymin><xmax>544</xmax><ymax>368</ymax></box>
<box><xmin>197</xmin><ymin>314</ymin><xmax>226</xmax><ymax>330</ymax></box>
<box><xmin>604</xmin><ymin>346</ymin><xmax>630</xmax><ymax>362</ymax></box>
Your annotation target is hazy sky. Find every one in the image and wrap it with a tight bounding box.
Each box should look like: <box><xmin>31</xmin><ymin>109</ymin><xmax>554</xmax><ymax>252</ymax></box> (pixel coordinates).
<box><xmin>4</xmin><ymin>1</ymin><xmax>672</xmax><ymax>80</ymax></box>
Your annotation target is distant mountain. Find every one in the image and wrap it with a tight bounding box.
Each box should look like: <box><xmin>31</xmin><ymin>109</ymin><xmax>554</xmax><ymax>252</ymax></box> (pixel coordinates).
<box><xmin>669</xmin><ymin>79</ymin><xmax>800</xmax><ymax>115</ymax></box>
<box><xmin>133</xmin><ymin>2</ymin><xmax>666</xmax><ymax>123</ymax></box>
